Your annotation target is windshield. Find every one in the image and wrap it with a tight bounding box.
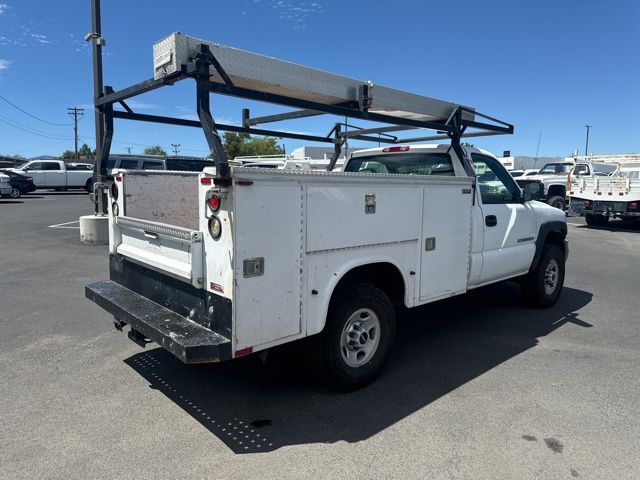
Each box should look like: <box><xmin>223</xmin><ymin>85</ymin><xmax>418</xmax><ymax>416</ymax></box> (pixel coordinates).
<box><xmin>344</xmin><ymin>152</ymin><xmax>454</xmax><ymax>175</ymax></box>
<box><xmin>539</xmin><ymin>163</ymin><xmax>573</xmax><ymax>175</ymax></box>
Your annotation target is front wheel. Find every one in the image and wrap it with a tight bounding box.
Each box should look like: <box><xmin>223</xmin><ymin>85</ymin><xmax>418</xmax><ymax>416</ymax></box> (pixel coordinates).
<box><xmin>9</xmin><ymin>187</ymin><xmax>21</xmax><ymax>198</ymax></box>
<box><xmin>521</xmin><ymin>244</ymin><xmax>565</xmax><ymax>308</ymax></box>
<box><xmin>312</xmin><ymin>283</ymin><xmax>396</xmax><ymax>391</ymax></box>
<box><xmin>585</xmin><ymin>214</ymin><xmax>608</xmax><ymax>227</ymax></box>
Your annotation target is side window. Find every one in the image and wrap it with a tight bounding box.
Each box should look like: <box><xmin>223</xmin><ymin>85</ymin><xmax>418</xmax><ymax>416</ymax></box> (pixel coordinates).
<box><xmin>574</xmin><ymin>164</ymin><xmax>590</xmax><ymax>175</ymax></box>
<box><xmin>471</xmin><ymin>153</ymin><xmax>520</xmax><ymax>204</ymax></box>
<box><xmin>119</xmin><ymin>159</ymin><xmax>139</xmax><ymax>169</ymax></box>
<box><xmin>45</xmin><ymin>162</ymin><xmax>62</xmax><ymax>171</ymax></box>
<box><xmin>27</xmin><ymin>162</ymin><xmax>44</xmax><ymax>171</ymax></box>
<box><xmin>142</xmin><ymin>160</ymin><xmax>164</xmax><ymax>169</ymax></box>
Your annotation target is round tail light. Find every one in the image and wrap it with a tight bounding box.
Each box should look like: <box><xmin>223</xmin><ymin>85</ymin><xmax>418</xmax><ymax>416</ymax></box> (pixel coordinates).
<box><xmin>208</xmin><ymin>194</ymin><xmax>221</xmax><ymax>212</ymax></box>
<box><xmin>111</xmin><ymin>182</ymin><xmax>119</xmax><ymax>200</ymax></box>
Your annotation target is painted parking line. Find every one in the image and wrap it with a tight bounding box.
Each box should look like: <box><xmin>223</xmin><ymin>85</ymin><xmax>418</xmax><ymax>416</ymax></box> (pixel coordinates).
<box><xmin>48</xmin><ymin>220</ymin><xmax>80</xmax><ymax>229</ymax></box>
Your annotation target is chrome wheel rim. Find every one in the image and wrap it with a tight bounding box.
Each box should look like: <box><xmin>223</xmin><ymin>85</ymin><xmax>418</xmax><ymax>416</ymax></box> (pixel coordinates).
<box><xmin>340</xmin><ymin>308</ymin><xmax>380</xmax><ymax>368</ymax></box>
<box><xmin>544</xmin><ymin>259</ymin><xmax>559</xmax><ymax>295</ymax></box>
<box><xmin>10</xmin><ymin>188</ymin><xmax>20</xmax><ymax>198</ymax></box>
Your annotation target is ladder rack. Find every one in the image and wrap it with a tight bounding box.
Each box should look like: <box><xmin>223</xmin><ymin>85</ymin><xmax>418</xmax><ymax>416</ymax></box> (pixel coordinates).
<box><xmin>93</xmin><ymin>31</ymin><xmax>514</xmax><ymax>182</ymax></box>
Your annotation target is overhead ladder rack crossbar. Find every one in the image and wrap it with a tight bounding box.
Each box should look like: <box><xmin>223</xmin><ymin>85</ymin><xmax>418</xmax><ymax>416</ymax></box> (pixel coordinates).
<box><xmin>93</xmin><ymin>31</ymin><xmax>513</xmax><ymax>178</ymax></box>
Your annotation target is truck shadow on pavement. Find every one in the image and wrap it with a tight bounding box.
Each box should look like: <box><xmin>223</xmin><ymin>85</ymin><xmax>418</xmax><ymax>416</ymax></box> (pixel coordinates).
<box><xmin>125</xmin><ymin>283</ymin><xmax>592</xmax><ymax>454</ymax></box>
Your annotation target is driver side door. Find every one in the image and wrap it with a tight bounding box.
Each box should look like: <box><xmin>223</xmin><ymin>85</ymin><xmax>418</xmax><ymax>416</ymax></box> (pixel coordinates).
<box><xmin>472</xmin><ymin>153</ymin><xmax>537</xmax><ymax>285</ymax></box>
<box><xmin>25</xmin><ymin>162</ymin><xmax>46</xmax><ymax>187</ymax></box>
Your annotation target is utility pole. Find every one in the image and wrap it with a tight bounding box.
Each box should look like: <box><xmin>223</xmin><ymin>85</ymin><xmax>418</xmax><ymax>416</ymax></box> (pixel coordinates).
<box><xmin>584</xmin><ymin>124</ymin><xmax>592</xmax><ymax>157</ymax></box>
<box><xmin>125</xmin><ymin>147</ymin><xmax>132</xmax><ymax>154</ymax></box>
<box><xmin>67</xmin><ymin>107</ymin><xmax>84</xmax><ymax>161</ymax></box>
<box><xmin>171</xmin><ymin>143</ymin><xmax>180</xmax><ymax>156</ymax></box>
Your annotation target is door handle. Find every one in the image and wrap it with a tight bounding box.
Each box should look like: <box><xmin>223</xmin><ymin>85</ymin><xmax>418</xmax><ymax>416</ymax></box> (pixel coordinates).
<box><xmin>485</xmin><ymin>215</ymin><xmax>497</xmax><ymax>227</ymax></box>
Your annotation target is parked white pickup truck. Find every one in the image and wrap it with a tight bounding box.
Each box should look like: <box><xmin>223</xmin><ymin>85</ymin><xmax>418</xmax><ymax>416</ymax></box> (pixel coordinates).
<box><xmin>8</xmin><ymin>160</ymin><xmax>93</xmax><ymax>191</ymax></box>
<box><xmin>87</xmin><ymin>144</ymin><xmax>568</xmax><ymax>390</ymax></box>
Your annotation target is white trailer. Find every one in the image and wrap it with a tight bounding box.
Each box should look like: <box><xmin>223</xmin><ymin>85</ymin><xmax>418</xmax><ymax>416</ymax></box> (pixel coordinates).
<box><xmin>85</xmin><ymin>32</ymin><xmax>568</xmax><ymax>390</ymax></box>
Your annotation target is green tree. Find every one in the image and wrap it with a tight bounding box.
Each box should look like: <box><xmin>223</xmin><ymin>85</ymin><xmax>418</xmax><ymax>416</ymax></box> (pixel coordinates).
<box><xmin>143</xmin><ymin>145</ymin><xmax>167</xmax><ymax>156</ymax></box>
<box><xmin>61</xmin><ymin>150</ymin><xmax>75</xmax><ymax>159</ymax></box>
<box><xmin>78</xmin><ymin>143</ymin><xmax>95</xmax><ymax>159</ymax></box>
<box><xmin>221</xmin><ymin>132</ymin><xmax>284</xmax><ymax>160</ymax></box>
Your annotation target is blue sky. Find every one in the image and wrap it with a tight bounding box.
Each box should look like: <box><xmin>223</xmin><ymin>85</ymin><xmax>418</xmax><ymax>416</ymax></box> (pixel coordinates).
<box><xmin>0</xmin><ymin>0</ymin><xmax>638</xmax><ymax>159</ymax></box>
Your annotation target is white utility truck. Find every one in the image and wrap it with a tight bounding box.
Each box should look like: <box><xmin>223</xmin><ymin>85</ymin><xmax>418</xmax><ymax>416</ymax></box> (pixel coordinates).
<box><xmin>85</xmin><ymin>33</ymin><xmax>568</xmax><ymax>390</ymax></box>
<box><xmin>568</xmin><ymin>154</ymin><xmax>640</xmax><ymax>226</ymax></box>
<box><xmin>8</xmin><ymin>160</ymin><xmax>94</xmax><ymax>191</ymax></box>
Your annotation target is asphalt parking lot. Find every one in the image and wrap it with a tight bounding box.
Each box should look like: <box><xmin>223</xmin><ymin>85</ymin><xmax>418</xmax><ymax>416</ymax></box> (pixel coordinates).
<box><xmin>1</xmin><ymin>193</ymin><xmax>639</xmax><ymax>480</ymax></box>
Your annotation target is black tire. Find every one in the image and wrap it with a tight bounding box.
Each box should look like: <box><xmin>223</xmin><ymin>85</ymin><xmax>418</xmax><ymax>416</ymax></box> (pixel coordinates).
<box><xmin>585</xmin><ymin>214</ymin><xmax>608</xmax><ymax>227</ymax></box>
<box><xmin>9</xmin><ymin>187</ymin><xmax>21</xmax><ymax>198</ymax></box>
<box><xmin>85</xmin><ymin>178</ymin><xmax>94</xmax><ymax>193</ymax></box>
<box><xmin>312</xmin><ymin>282</ymin><xmax>396</xmax><ymax>391</ymax></box>
<box><xmin>521</xmin><ymin>244</ymin><xmax>565</xmax><ymax>308</ymax></box>
<box><xmin>547</xmin><ymin>195</ymin><xmax>566</xmax><ymax>210</ymax></box>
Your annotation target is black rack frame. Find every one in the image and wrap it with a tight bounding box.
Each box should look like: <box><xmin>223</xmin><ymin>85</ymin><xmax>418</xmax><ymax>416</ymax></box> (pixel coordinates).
<box><xmin>90</xmin><ymin>3</ymin><xmax>513</xmax><ymax>200</ymax></box>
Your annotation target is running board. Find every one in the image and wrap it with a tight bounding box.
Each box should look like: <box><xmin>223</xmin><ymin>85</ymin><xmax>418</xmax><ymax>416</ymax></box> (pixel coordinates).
<box><xmin>86</xmin><ymin>280</ymin><xmax>231</xmax><ymax>364</ymax></box>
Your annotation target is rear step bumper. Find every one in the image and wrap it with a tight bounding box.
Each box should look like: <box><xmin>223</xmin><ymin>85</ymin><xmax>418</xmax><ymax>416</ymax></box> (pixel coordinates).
<box><xmin>86</xmin><ymin>280</ymin><xmax>231</xmax><ymax>364</ymax></box>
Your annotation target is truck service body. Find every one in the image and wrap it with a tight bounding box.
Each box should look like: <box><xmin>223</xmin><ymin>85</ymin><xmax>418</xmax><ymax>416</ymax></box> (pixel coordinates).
<box><xmin>568</xmin><ymin>155</ymin><xmax>640</xmax><ymax>226</ymax></box>
<box><xmin>86</xmin><ymin>32</ymin><xmax>568</xmax><ymax>390</ymax></box>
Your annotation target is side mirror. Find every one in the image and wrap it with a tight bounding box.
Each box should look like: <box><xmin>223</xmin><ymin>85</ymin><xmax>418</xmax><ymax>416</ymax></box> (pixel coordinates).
<box><xmin>522</xmin><ymin>182</ymin><xmax>544</xmax><ymax>202</ymax></box>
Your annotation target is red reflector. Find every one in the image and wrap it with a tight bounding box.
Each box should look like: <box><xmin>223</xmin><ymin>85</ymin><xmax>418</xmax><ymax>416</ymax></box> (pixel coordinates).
<box><xmin>569</xmin><ymin>191</ymin><xmax>573</xmax><ymax>195</ymax></box>
<box><xmin>115</xmin><ymin>176</ymin><xmax>122</xmax><ymax>182</ymax></box>
<box><xmin>597</xmin><ymin>192</ymin><xmax>602</xmax><ymax>195</ymax></box>
<box><xmin>200</xmin><ymin>177</ymin><xmax>213</xmax><ymax>185</ymax></box>
<box><xmin>607</xmin><ymin>192</ymin><xmax>613</xmax><ymax>196</ymax></box>
<box><xmin>619</xmin><ymin>192</ymin><xmax>624</xmax><ymax>196</ymax></box>
<box><xmin>209</xmin><ymin>282</ymin><xmax>224</xmax><ymax>293</ymax></box>
<box><xmin>382</xmin><ymin>146</ymin><xmax>410</xmax><ymax>152</ymax></box>
<box><xmin>111</xmin><ymin>182</ymin><xmax>118</xmax><ymax>200</ymax></box>
<box><xmin>236</xmin><ymin>180</ymin><xmax>253</xmax><ymax>186</ymax></box>
<box><xmin>629</xmin><ymin>202</ymin><xmax>638</xmax><ymax>210</ymax></box>
<box><xmin>235</xmin><ymin>347</ymin><xmax>253</xmax><ymax>358</ymax></box>
<box><xmin>208</xmin><ymin>194</ymin><xmax>220</xmax><ymax>211</ymax></box>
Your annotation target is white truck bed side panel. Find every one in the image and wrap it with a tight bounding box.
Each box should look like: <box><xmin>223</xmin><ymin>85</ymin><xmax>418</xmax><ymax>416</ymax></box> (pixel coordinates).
<box><xmin>306</xmin><ymin>186</ymin><xmax>421</xmax><ymax>252</ymax></box>
<box><xmin>123</xmin><ymin>172</ymin><xmax>200</xmax><ymax>230</ymax></box>
<box><xmin>66</xmin><ymin>170</ymin><xmax>91</xmax><ymax>187</ymax></box>
<box><xmin>419</xmin><ymin>185</ymin><xmax>472</xmax><ymax>301</ymax></box>
<box><xmin>305</xmin><ymin>243</ymin><xmax>418</xmax><ymax>336</ymax></box>
<box><xmin>233</xmin><ymin>183</ymin><xmax>303</xmax><ymax>350</ymax></box>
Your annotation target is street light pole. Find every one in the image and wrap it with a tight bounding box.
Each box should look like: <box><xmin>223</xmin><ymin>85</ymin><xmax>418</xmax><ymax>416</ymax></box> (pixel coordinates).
<box><xmin>584</xmin><ymin>124</ymin><xmax>591</xmax><ymax>157</ymax></box>
<box><xmin>89</xmin><ymin>0</ymin><xmax>105</xmax><ymax>215</ymax></box>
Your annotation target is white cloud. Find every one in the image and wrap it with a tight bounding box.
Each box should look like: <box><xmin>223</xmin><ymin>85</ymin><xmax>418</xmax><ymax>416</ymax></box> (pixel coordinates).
<box><xmin>126</xmin><ymin>100</ymin><xmax>160</xmax><ymax>110</ymax></box>
<box><xmin>0</xmin><ymin>59</ymin><xmax>9</xmax><ymax>70</ymax></box>
<box><xmin>30</xmin><ymin>33</ymin><xmax>51</xmax><ymax>44</ymax></box>
<box><xmin>0</xmin><ymin>4</ymin><xmax>8</xmax><ymax>15</ymax></box>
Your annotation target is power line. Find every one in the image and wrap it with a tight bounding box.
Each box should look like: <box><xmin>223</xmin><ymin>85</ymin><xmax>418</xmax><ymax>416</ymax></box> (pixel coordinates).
<box><xmin>0</xmin><ymin>94</ymin><xmax>73</xmax><ymax>126</ymax></box>
<box><xmin>171</xmin><ymin>143</ymin><xmax>180</xmax><ymax>156</ymax></box>
<box><xmin>0</xmin><ymin>116</ymin><xmax>73</xmax><ymax>140</ymax></box>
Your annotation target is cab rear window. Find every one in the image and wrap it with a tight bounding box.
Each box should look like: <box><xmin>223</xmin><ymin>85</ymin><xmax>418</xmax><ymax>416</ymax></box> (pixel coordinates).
<box><xmin>344</xmin><ymin>153</ymin><xmax>454</xmax><ymax>176</ymax></box>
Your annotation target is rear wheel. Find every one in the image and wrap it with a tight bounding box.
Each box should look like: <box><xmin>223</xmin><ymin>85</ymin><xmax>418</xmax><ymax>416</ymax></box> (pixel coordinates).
<box><xmin>9</xmin><ymin>187</ymin><xmax>21</xmax><ymax>198</ymax></box>
<box><xmin>521</xmin><ymin>244</ymin><xmax>565</xmax><ymax>308</ymax></box>
<box><xmin>85</xmin><ymin>178</ymin><xmax>94</xmax><ymax>193</ymax></box>
<box><xmin>585</xmin><ymin>214</ymin><xmax>608</xmax><ymax>227</ymax></box>
<box><xmin>313</xmin><ymin>283</ymin><xmax>396</xmax><ymax>391</ymax></box>
<box><xmin>547</xmin><ymin>195</ymin><xmax>566</xmax><ymax>210</ymax></box>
